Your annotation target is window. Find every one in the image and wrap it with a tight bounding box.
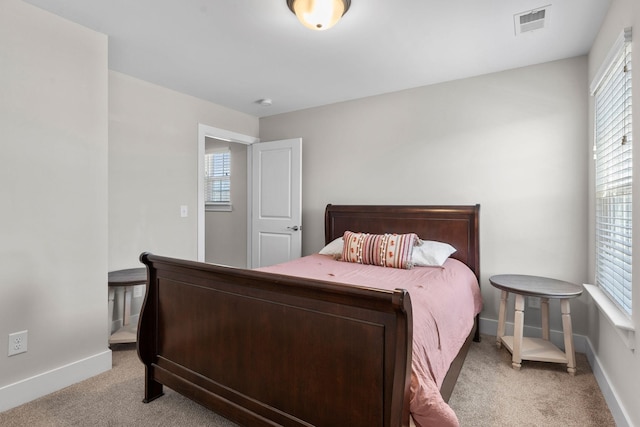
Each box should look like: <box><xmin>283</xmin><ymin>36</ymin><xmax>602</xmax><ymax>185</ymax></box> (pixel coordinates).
<box><xmin>205</xmin><ymin>149</ymin><xmax>231</xmax><ymax>211</ymax></box>
<box><xmin>592</xmin><ymin>28</ymin><xmax>633</xmax><ymax>316</ymax></box>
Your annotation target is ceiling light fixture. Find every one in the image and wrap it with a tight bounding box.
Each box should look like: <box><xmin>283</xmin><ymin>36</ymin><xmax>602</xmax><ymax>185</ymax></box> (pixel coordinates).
<box><xmin>286</xmin><ymin>0</ymin><xmax>351</xmax><ymax>31</ymax></box>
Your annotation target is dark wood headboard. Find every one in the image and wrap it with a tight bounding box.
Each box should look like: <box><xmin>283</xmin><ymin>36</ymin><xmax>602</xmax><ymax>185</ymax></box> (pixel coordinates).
<box><xmin>325</xmin><ymin>204</ymin><xmax>480</xmax><ymax>280</ymax></box>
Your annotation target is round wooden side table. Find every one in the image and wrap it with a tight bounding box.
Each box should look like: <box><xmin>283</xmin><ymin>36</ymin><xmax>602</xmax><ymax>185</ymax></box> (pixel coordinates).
<box><xmin>108</xmin><ymin>267</ymin><xmax>146</xmax><ymax>345</ymax></box>
<box><xmin>489</xmin><ymin>274</ymin><xmax>583</xmax><ymax>375</ymax></box>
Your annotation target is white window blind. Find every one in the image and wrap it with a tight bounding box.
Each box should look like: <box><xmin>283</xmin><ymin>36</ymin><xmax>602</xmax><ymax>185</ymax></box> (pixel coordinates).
<box><xmin>592</xmin><ymin>27</ymin><xmax>633</xmax><ymax>316</ymax></box>
<box><xmin>205</xmin><ymin>150</ymin><xmax>231</xmax><ymax>204</ymax></box>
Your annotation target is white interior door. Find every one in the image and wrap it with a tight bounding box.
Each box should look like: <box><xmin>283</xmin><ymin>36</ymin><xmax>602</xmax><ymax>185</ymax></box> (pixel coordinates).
<box><xmin>250</xmin><ymin>138</ymin><xmax>302</xmax><ymax>268</ymax></box>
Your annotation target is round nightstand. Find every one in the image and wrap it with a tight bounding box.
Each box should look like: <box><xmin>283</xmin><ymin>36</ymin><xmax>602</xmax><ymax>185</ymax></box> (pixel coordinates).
<box><xmin>489</xmin><ymin>274</ymin><xmax>583</xmax><ymax>375</ymax></box>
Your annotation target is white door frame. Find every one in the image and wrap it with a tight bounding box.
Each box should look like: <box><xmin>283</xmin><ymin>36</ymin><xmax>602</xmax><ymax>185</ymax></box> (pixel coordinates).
<box><xmin>197</xmin><ymin>124</ymin><xmax>259</xmax><ymax>262</ymax></box>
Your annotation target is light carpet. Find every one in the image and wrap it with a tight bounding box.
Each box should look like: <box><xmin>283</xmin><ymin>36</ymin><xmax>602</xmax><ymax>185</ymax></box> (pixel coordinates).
<box><xmin>0</xmin><ymin>335</ymin><xmax>615</xmax><ymax>426</ymax></box>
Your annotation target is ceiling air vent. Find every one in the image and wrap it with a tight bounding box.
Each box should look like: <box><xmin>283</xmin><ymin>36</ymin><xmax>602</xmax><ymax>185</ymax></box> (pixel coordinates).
<box><xmin>514</xmin><ymin>6</ymin><xmax>550</xmax><ymax>35</ymax></box>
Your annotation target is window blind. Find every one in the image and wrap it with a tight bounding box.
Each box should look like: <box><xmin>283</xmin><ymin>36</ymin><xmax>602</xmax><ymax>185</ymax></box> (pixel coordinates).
<box><xmin>205</xmin><ymin>150</ymin><xmax>231</xmax><ymax>203</ymax></box>
<box><xmin>593</xmin><ymin>28</ymin><xmax>633</xmax><ymax>316</ymax></box>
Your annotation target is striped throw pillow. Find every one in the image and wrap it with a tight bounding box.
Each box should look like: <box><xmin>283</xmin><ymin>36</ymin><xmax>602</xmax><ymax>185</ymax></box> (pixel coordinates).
<box><xmin>341</xmin><ymin>231</ymin><xmax>417</xmax><ymax>269</ymax></box>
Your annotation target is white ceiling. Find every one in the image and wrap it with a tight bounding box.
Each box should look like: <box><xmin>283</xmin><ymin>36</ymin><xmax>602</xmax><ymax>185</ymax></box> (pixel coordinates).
<box><xmin>24</xmin><ymin>0</ymin><xmax>611</xmax><ymax>118</ymax></box>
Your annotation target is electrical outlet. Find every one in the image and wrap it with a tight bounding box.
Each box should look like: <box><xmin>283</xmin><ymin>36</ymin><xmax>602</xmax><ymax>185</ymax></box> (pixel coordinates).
<box><xmin>8</xmin><ymin>330</ymin><xmax>28</xmax><ymax>356</ymax></box>
<box><xmin>528</xmin><ymin>296</ymin><xmax>541</xmax><ymax>309</ymax></box>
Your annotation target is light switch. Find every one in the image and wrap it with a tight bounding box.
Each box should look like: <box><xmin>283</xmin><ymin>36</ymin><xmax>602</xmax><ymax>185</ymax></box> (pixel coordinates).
<box><xmin>180</xmin><ymin>205</ymin><xmax>188</xmax><ymax>217</ymax></box>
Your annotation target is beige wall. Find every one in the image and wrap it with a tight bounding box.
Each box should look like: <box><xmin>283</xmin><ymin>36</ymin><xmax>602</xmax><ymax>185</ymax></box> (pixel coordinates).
<box><xmin>108</xmin><ymin>73</ymin><xmax>258</xmax><ymax>333</ymax></box>
<box><xmin>0</xmin><ymin>0</ymin><xmax>259</xmax><ymax>410</ymax></box>
<box><xmin>587</xmin><ymin>0</ymin><xmax>639</xmax><ymax>425</ymax></box>
<box><xmin>0</xmin><ymin>0</ymin><xmax>109</xmax><ymax>410</ymax></box>
<box><xmin>260</xmin><ymin>56</ymin><xmax>589</xmax><ymax>337</ymax></box>
<box><xmin>108</xmin><ymin>72</ymin><xmax>258</xmax><ymax>270</ymax></box>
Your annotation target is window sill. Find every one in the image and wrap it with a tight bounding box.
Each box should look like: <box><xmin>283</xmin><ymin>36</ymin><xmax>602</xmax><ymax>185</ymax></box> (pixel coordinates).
<box><xmin>583</xmin><ymin>284</ymin><xmax>635</xmax><ymax>351</ymax></box>
<box><xmin>205</xmin><ymin>204</ymin><xmax>233</xmax><ymax>212</ymax></box>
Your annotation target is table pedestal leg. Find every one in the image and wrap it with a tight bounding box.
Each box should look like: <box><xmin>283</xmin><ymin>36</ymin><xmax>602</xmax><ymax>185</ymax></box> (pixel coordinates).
<box><xmin>108</xmin><ymin>288</ymin><xmax>115</xmax><ymax>338</ymax></box>
<box><xmin>541</xmin><ymin>297</ymin><xmax>550</xmax><ymax>340</ymax></box>
<box><xmin>561</xmin><ymin>299</ymin><xmax>577</xmax><ymax>375</ymax></box>
<box><xmin>497</xmin><ymin>290</ymin><xmax>508</xmax><ymax>348</ymax></box>
<box><xmin>512</xmin><ymin>294</ymin><xmax>525</xmax><ymax>370</ymax></box>
<box><xmin>123</xmin><ymin>286</ymin><xmax>132</xmax><ymax>326</ymax></box>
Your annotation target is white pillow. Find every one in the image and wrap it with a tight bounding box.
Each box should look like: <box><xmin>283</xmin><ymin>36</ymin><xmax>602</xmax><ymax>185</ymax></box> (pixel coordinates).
<box><xmin>412</xmin><ymin>239</ymin><xmax>456</xmax><ymax>267</ymax></box>
<box><xmin>318</xmin><ymin>237</ymin><xmax>344</xmax><ymax>258</ymax></box>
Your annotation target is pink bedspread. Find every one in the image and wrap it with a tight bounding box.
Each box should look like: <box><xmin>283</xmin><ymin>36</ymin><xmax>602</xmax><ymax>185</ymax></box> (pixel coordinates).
<box><xmin>258</xmin><ymin>254</ymin><xmax>483</xmax><ymax>427</ymax></box>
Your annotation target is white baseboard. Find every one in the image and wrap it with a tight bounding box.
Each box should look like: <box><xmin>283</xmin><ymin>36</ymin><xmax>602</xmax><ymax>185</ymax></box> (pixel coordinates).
<box><xmin>478</xmin><ymin>316</ymin><xmax>630</xmax><ymax>427</ymax></box>
<box><xmin>0</xmin><ymin>349</ymin><xmax>112</xmax><ymax>413</ymax></box>
<box><xmin>583</xmin><ymin>337</ymin><xmax>633</xmax><ymax>427</ymax></box>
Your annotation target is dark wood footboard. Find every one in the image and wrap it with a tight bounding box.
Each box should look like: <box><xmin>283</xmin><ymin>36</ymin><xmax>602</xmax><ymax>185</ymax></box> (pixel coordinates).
<box><xmin>137</xmin><ymin>252</ymin><xmax>413</xmax><ymax>427</ymax></box>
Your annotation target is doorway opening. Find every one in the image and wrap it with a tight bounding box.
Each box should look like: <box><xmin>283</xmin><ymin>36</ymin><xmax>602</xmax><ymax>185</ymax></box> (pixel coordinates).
<box><xmin>197</xmin><ymin>124</ymin><xmax>258</xmax><ymax>264</ymax></box>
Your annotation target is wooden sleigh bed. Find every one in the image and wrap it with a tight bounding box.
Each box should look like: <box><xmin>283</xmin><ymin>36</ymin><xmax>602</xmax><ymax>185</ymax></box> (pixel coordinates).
<box><xmin>137</xmin><ymin>204</ymin><xmax>481</xmax><ymax>427</ymax></box>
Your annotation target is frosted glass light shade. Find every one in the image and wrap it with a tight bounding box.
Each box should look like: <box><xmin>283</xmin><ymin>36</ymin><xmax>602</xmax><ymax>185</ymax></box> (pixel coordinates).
<box><xmin>287</xmin><ymin>0</ymin><xmax>351</xmax><ymax>31</ymax></box>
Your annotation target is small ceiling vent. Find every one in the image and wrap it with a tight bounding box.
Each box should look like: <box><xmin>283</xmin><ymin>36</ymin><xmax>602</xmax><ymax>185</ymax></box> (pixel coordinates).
<box><xmin>514</xmin><ymin>5</ymin><xmax>550</xmax><ymax>35</ymax></box>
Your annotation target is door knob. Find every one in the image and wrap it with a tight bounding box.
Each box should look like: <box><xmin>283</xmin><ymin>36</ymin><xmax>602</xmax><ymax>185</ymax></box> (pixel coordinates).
<box><xmin>287</xmin><ymin>226</ymin><xmax>300</xmax><ymax>231</ymax></box>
